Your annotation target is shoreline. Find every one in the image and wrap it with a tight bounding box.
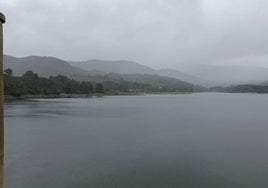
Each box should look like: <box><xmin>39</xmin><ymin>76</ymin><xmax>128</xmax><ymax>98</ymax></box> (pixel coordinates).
<box><xmin>6</xmin><ymin>91</ymin><xmax>268</xmax><ymax>101</ymax></box>
<box><xmin>4</xmin><ymin>91</ymin><xmax>195</xmax><ymax>101</ymax></box>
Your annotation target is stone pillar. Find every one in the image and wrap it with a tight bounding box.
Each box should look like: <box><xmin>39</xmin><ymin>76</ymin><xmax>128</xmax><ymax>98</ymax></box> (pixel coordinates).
<box><xmin>0</xmin><ymin>12</ymin><xmax>5</xmax><ymax>188</ymax></box>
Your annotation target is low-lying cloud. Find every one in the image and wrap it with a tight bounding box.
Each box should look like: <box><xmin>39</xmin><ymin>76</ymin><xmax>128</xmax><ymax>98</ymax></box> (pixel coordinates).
<box><xmin>1</xmin><ymin>0</ymin><xmax>268</xmax><ymax>69</ymax></box>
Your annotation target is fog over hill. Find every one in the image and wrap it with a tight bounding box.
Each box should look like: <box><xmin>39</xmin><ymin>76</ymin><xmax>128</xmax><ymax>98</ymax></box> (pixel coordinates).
<box><xmin>4</xmin><ymin>55</ymin><xmax>204</xmax><ymax>85</ymax></box>
<box><xmin>4</xmin><ymin>55</ymin><xmax>88</xmax><ymax>77</ymax></box>
<box><xmin>69</xmin><ymin>59</ymin><xmax>155</xmax><ymax>75</ymax></box>
<box><xmin>4</xmin><ymin>55</ymin><xmax>268</xmax><ymax>87</ymax></box>
<box><xmin>185</xmin><ymin>65</ymin><xmax>268</xmax><ymax>86</ymax></box>
<box><xmin>70</xmin><ymin>59</ymin><xmax>268</xmax><ymax>86</ymax></box>
<box><xmin>4</xmin><ymin>55</ymin><xmax>204</xmax><ymax>93</ymax></box>
<box><xmin>68</xmin><ymin>59</ymin><xmax>207</xmax><ymax>85</ymax></box>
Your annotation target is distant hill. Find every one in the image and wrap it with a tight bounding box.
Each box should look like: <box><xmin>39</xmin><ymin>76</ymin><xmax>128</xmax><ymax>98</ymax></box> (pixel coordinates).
<box><xmin>68</xmin><ymin>59</ymin><xmax>205</xmax><ymax>85</ymax></box>
<box><xmin>4</xmin><ymin>55</ymin><xmax>205</xmax><ymax>85</ymax></box>
<box><xmin>186</xmin><ymin>65</ymin><xmax>268</xmax><ymax>86</ymax></box>
<box><xmin>4</xmin><ymin>55</ymin><xmax>89</xmax><ymax>77</ymax></box>
<box><xmin>155</xmin><ymin>68</ymin><xmax>211</xmax><ymax>86</ymax></box>
<box><xmin>6</xmin><ymin>55</ymin><xmax>268</xmax><ymax>87</ymax></box>
<box><xmin>68</xmin><ymin>59</ymin><xmax>155</xmax><ymax>74</ymax></box>
<box><xmin>4</xmin><ymin>55</ymin><xmax>203</xmax><ymax>92</ymax></box>
<box><xmin>122</xmin><ymin>74</ymin><xmax>204</xmax><ymax>92</ymax></box>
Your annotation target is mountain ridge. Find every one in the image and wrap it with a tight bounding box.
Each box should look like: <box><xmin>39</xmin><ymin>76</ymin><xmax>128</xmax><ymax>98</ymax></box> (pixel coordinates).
<box><xmin>68</xmin><ymin>58</ymin><xmax>204</xmax><ymax>85</ymax></box>
<box><xmin>4</xmin><ymin>55</ymin><xmax>89</xmax><ymax>77</ymax></box>
<box><xmin>4</xmin><ymin>54</ymin><xmax>203</xmax><ymax>85</ymax></box>
<box><xmin>6</xmin><ymin>54</ymin><xmax>268</xmax><ymax>87</ymax></box>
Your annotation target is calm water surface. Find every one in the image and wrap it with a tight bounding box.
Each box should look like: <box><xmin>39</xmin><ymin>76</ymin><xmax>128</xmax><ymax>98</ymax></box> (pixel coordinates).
<box><xmin>4</xmin><ymin>93</ymin><xmax>268</xmax><ymax>188</ymax></box>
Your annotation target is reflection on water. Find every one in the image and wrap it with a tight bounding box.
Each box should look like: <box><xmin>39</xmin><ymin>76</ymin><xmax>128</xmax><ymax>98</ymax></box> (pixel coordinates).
<box><xmin>4</xmin><ymin>93</ymin><xmax>268</xmax><ymax>188</ymax></box>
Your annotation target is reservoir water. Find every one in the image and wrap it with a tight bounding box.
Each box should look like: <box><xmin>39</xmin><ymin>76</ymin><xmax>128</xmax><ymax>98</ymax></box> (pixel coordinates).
<box><xmin>4</xmin><ymin>93</ymin><xmax>268</xmax><ymax>188</ymax></box>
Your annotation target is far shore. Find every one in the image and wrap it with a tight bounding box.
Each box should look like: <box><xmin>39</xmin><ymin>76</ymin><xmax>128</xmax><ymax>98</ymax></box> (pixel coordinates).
<box><xmin>4</xmin><ymin>91</ymin><xmax>195</xmax><ymax>101</ymax></box>
<box><xmin>4</xmin><ymin>92</ymin><xmax>141</xmax><ymax>101</ymax></box>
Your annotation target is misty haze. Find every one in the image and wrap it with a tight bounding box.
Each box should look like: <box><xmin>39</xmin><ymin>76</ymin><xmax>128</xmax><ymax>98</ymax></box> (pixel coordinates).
<box><xmin>1</xmin><ymin>0</ymin><xmax>268</xmax><ymax>188</ymax></box>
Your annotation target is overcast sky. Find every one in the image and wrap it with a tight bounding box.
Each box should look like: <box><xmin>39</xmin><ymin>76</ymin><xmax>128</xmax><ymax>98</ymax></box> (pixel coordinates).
<box><xmin>1</xmin><ymin>0</ymin><xmax>268</xmax><ymax>69</ymax></box>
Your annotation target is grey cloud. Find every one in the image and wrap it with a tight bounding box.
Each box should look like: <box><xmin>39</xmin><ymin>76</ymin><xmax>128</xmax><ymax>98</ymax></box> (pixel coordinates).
<box><xmin>1</xmin><ymin>0</ymin><xmax>268</xmax><ymax>69</ymax></box>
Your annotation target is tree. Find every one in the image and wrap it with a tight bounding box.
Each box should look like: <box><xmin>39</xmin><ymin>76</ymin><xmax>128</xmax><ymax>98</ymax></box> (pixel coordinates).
<box><xmin>4</xmin><ymin>68</ymin><xmax>13</xmax><ymax>77</ymax></box>
<box><xmin>4</xmin><ymin>77</ymin><xmax>26</xmax><ymax>96</ymax></box>
<box><xmin>95</xmin><ymin>83</ymin><xmax>104</xmax><ymax>93</ymax></box>
<box><xmin>22</xmin><ymin>70</ymin><xmax>38</xmax><ymax>79</ymax></box>
<box><xmin>80</xmin><ymin>82</ymin><xmax>93</xmax><ymax>94</ymax></box>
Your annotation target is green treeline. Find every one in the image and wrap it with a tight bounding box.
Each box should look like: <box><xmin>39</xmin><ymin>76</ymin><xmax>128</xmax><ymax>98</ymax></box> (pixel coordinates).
<box><xmin>4</xmin><ymin>69</ymin><xmax>103</xmax><ymax>97</ymax></box>
<box><xmin>210</xmin><ymin>85</ymin><xmax>268</xmax><ymax>93</ymax></box>
<box><xmin>7</xmin><ymin>69</ymin><xmax>268</xmax><ymax>97</ymax></box>
<box><xmin>4</xmin><ymin>69</ymin><xmax>195</xmax><ymax>97</ymax></box>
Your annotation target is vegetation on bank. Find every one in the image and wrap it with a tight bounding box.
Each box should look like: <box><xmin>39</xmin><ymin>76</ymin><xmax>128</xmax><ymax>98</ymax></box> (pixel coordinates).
<box><xmin>6</xmin><ymin>68</ymin><xmax>268</xmax><ymax>98</ymax></box>
<box><xmin>209</xmin><ymin>84</ymin><xmax>268</xmax><ymax>93</ymax></box>
<box><xmin>4</xmin><ymin>69</ymin><xmax>197</xmax><ymax>98</ymax></box>
<box><xmin>4</xmin><ymin>69</ymin><xmax>103</xmax><ymax>97</ymax></box>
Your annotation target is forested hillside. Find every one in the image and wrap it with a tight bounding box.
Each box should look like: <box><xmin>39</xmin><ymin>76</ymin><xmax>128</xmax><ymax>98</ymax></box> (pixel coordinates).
<box><xmin>4</xmin><ymin>69</ymin><xmax>198</xmax><ymax>97</ymax></box>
